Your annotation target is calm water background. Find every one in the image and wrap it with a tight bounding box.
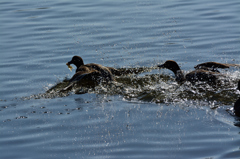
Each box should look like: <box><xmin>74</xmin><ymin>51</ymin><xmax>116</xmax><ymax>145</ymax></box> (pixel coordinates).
<box><xmin>1</xmin><ymin>0</ymin><xmax>240</xmax><ymax>158</ymax></box>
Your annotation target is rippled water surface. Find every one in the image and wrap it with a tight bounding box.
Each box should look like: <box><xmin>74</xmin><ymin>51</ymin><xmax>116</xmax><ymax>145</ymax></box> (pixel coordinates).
<box><xmin>1</xmin><ymin>0</ymin><xmax>240</xmax><ymax>158</ymax></box>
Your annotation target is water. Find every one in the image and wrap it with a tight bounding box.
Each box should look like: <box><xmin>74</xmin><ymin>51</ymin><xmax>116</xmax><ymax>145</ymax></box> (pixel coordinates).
<box><xmin>1</xmin><ymin>0</ymin><xmax>240</xmax><ymax>158</ymax></box>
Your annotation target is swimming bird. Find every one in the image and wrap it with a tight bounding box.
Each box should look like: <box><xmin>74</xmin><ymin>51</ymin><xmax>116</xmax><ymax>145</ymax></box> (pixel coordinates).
<box><xmin>234</xmin><ymin>80</ymin><xmax>240</xmax><ymax>117</ymax></box>
<box><xmin>157</xmin><ymin>60</ymin><xmax>223</xmax><ymax>85</ymax></box>
<box><xmin>194</xmin><ymin>62</ymin><xmax>239</xmax><ymax>73</ymax></box>
<box><xmin>63</xmin><ymin>56</ymin><xmax>118</xmax><ymax>90</ymax></box>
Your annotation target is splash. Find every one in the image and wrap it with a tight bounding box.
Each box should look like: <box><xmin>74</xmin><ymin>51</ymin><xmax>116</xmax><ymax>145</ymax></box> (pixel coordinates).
<box><xmin>23</xmin><ymin>67</ymin><xmax>240</xmax><ymax>109</ymax></box>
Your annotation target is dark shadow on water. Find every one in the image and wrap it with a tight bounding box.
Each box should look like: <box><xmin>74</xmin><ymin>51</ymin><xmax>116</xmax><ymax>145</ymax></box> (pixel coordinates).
<box><xmin>233</xmin><ymin>116</ymin><xmax>240</xmax><ymax>128</ymax></box>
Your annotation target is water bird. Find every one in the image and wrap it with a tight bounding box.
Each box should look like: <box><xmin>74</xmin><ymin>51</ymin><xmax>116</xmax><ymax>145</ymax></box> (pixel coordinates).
<box><xmin>194</xmin><ymin>62</ymin><xmax>238</xmax><ymax>72</ymax></box>
<box><xmin>157</xmin><ymin>60</ymin><xmax>231</xmax><ymax>85</ymax></box>
<box><xmin>234</xmin><ymin>80</ymin><xmax>240</xmax><ymax>117</ymax></box>
<box><xmin>63</xmin><ymin>56</ymin><xmax>119</xmax><ymax>91</ymax></box>
<box><xmin>66</xmin><ymin>56</ymin><xmax>152</xmax><ymax>76</ymax></box>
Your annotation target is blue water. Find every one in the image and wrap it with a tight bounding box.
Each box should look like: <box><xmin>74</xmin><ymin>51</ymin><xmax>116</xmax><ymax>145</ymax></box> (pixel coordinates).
<box><xmin>1</xmin><ymin>0</ymin><xmax>240</xmax><ymax>158</ymax></box>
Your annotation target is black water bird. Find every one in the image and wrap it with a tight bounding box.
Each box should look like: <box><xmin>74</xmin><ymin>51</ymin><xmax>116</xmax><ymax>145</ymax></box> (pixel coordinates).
<box><xmin>63</xmin><ymin>56</ymin><xmax>119</xmax><ymax>90</ymax></box>
<box><xmin>157</xmin><ymin>60</ymin><xmax>226</xmax><ymax>85</ymax></box>
<box><xmin>194</xmin><ymin>62</ymin><xmax>238</xmax><ymax>73</ymax></box>
<box><xmin>234</xmin><ymin>80</ymin><xmax>240</xmax><ymax>117</ymax></box>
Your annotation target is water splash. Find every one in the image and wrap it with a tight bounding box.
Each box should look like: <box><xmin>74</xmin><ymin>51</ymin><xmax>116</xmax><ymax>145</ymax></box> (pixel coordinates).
<box><xmin>22</xmin><ymin>67</ymin><xmax>240</xmax><ymax>110</ymax></box>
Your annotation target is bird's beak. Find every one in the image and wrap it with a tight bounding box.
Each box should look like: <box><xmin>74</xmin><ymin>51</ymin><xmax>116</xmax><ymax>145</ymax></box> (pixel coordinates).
<box><xmin>157</xmin><ymin>64</ymin><xmax>165</xmax><ymax>68</ymax></box>
<box><xmin>66</xmin><ymin>60</ymin><xmax>72</xmax><ymax>65</ymax></box>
